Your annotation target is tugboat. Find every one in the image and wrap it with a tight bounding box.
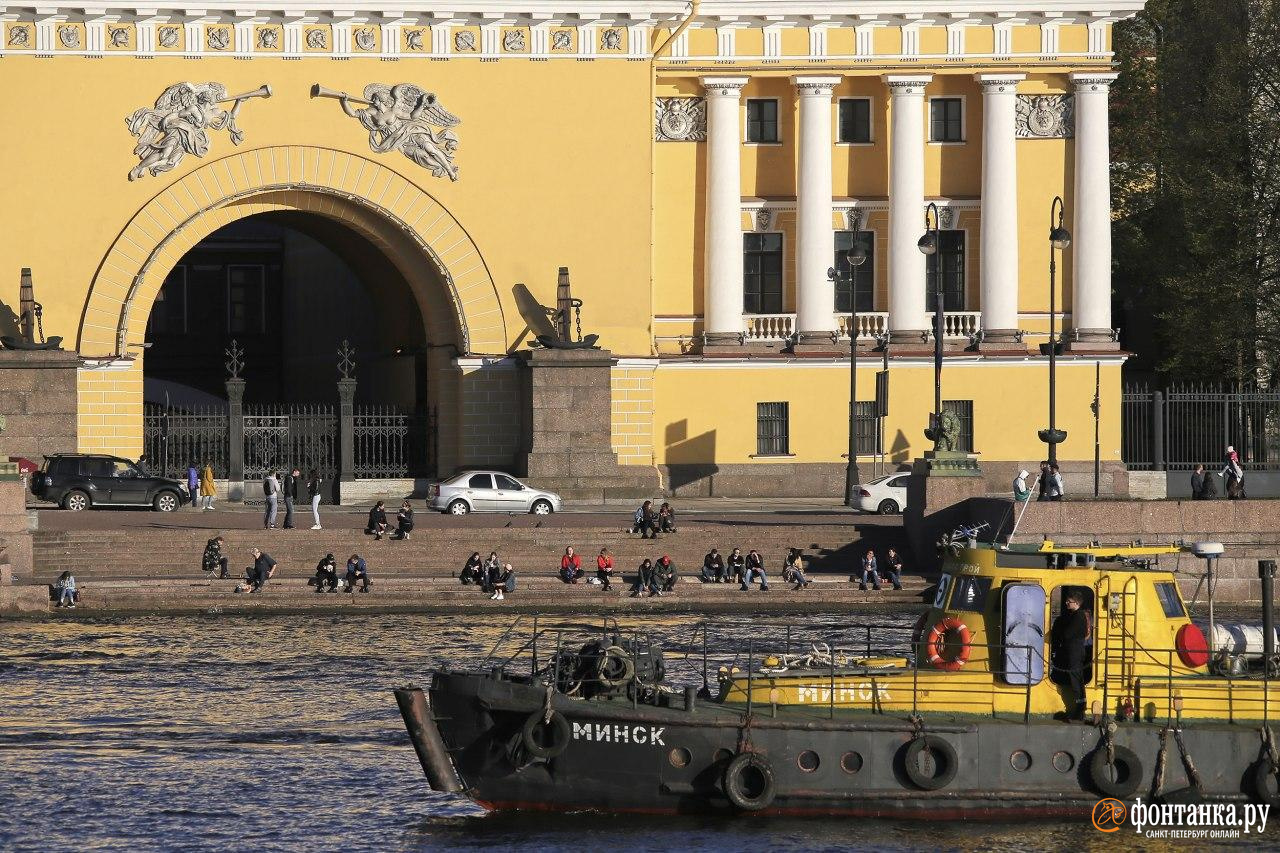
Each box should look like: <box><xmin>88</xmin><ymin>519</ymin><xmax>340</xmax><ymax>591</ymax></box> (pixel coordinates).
<box><xmin>395</xmin><ymin>536</ymin><xmax>1280</xmax><ymax>818</ymax></box>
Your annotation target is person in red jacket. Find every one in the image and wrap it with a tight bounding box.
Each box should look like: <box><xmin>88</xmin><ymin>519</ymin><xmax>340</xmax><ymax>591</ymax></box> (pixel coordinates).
<box><xmin>559</xmin><ymin>546</ymin><xmax>584</xmax><ymax>583</ymax></box>
<box><xmin>596</xmin><ymin>547</ymin><xmax>615</xmax><ymax>591</ymax></box>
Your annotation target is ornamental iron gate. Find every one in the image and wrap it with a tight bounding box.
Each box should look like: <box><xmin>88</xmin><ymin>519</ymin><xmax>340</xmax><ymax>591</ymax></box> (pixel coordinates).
<box><xmin>352</xmin><ymin>405</ymin><xmax>437</xmax><ymax>479</ymax></box>
<box><xmin>1122</xmin><ymin>383</ymin><xmax>1280</xmax><ymax>471</ymax></box>
<box><xmin>143</xmin><ymin>405</ymin><xmax>230</xmax><ymax>480</ymax></box>
<box><xmin>243</xmin><ymin>404</ymin><xmax>338</xmax><ymax>503</ymax></box>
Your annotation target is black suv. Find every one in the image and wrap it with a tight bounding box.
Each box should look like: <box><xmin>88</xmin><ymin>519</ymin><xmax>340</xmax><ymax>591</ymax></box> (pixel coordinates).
<box><xmin>31</xmin><ymin>454</ymin><xmax>188</xmax><ymax>512</ymax></box>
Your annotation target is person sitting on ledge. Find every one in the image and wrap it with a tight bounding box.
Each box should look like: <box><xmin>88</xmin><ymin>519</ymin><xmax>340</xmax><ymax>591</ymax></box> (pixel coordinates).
<box><xmin>202</xmin><ymin>535</ymin><xmax>229</xmax><ymax>579</ymax></box>
<box><xmin>656</xmin><ymin>555</ymin><xmax>677</xmax><ymax>592</ymax></box>
<box><xmin>245</xmin><ymin>547</ymin><xmax>276</xmax><ymax>593</ymax></box>
<box><xmin>658</xmin><ymin>502</ymin><xmax>677</xmax><ymax>533</ymax></box>
<box><xmin>856</xmin><ymin>549</ymin><xmax>880</xmax><ymax>591</ymax></box>
<box><xmin>481</xmin><ymin>551</ymin><xmax>501</xmax><ymax>594</ymax></box>
<box><xmin>54</xmin><ymin>570</ymin><xmax>77</xmax><ymax>608</ymax></box>
<box><xmin>391</xmin><ymin>500</ymin><xmax>414</xmax><ymax>540</ymax></box>
<box><xmin>882</xmin><ymin>548</ymin><xmax>905</xmax><ymax>591</ymax></box>
<box><xmin>491</xmin><ymin>563</ymin><xmax>515</xmax><ymax>601</ymax></box>
<box><xmin>345</xmin><ymin>554</ymin><xmax>370</xmax><ymax>593</ymax></box>
<box><xmin>460</xmin><ymin>552</ymin><xmax>483</xmax><ymax>586</ymax></box>
<box><xmin>741</xmin><ymin>550</ymin><xmax>769</xmax><ymax>592</ymax></box>
<box><xmin>314</xmin><ymin>553</ymin><xmax>339</xmax><ymax>593</ymax></box>
<box><xmin>632</xmin><ymin>500</ymin><xmax>658</xmax><ymax>539</ymax></box>
<box><xmin>782</xmin><ymin>547</ymin><xmax>812</xmax><ymax>591</ymax></box>
<box><xmin>559</xmin><ymin>546</ymin><xmax>584</xmax><ymax>583</ymax></box>
<box><xmin>596</xmin><ymin>547</ymin><xmax>615</xmax><ymax>591</ymax></box>
<box><xmin>726</xmin><ymin>548</ymin><xmax>746</xmax><ymax>586</ymax></box>
<box><xmin>701</xmin><ymin>548</ymin><xmax>724</xmax><ymax>583</ymax></box>
<box><xmin>631</xmin><ymin>558</ymin><xmax>659</xmax><ymax>598</ymax></box>
<box><xmin>366</xmin><ymin>501</ymin><xmax>389</xmax><ymax>540</ymax></box>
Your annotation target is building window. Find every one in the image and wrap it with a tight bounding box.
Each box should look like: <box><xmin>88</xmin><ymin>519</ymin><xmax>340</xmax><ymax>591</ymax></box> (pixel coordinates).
<box><xmin>925</xmin><ymin>230</ymin><xmax>966</xmax><ymax>312</ymax></box>
<box><xmin>743</xmin><ymin>233</ymin><xmax>784</xmax><ymax>314</ymax></box>
<box><xmin>746</xmin><ymin>98</ymin><xmax>779</xmax><ymax>143</ymax></box>
<box><xmin>853</xmin><ymin>400</ymin><xmax>877</xmax><ymax>455</ymax></box>
<box><xmin>147</xmin><ymin>265</ymin><xmax>188</xmax><ymax>337</ymax></box>
<box><xmin>929</xmin><ymin>97</ymin><xmax>964</xmax><ymax>143</ymax></box>
<box><xmin>227</xmin><ymin>264</ymin><xmax>266</xmax><ymax>335</ymax></box>
<box><xmin>943</xmin><ymin>400</ymin><xmax>974</xmax><ymax>452</ymax></box>
<box><xmin>757</xmin><ymin>402</ymin><xmax>790</xmax><ymax>456</ymax></box>
<box><xmin>834</xmin><ymin>231</ymin><xmax>875</xmax><ymax>313</ymax></box>
<box><xmin>838</xmin><ymin>98</ymin><xmax>872</xmax><ymax>144</ymax></box>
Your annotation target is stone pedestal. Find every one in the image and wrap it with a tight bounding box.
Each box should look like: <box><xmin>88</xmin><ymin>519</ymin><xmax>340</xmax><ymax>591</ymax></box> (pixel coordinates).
<box><xmin>903</xmin><ymin>457</ymin><xmax>994</xmax><ymax>573</ymax></box>
<box><xmin>921</xmin><ymin>449</ymin><xmax>983</xmax><ymax>477</ymax></box>
<box><xmin>0</xmin><ymin>465</ymin><xmax>33</xmax><ymax>580</ymax></box>
<box><xmin>0</xmin><ymin>349</ymin><xmax>80</xmax><ymax>461</ymax></box>
<box><xmin>521</xmin><ymin>348</ymin><xmax>659</xmax><ymax>502</ymax></box>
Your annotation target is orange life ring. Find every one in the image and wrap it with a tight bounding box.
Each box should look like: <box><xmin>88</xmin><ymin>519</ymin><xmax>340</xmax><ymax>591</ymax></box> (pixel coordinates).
<box><xmin>924</xmin><ymin>617</ymin><xmax>972</xmax><ymax>671</ymax></box>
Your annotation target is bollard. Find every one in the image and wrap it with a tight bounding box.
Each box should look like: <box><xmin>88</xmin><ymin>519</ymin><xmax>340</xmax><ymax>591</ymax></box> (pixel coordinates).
<box><xmin>1261</xmin><ymin>560</ymin><xmax>1276</xmax><ymax>663</ymax></box>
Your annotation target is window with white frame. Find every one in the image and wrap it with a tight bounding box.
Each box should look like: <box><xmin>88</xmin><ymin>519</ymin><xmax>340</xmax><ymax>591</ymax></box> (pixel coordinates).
<box><xmin>929</xmin><ymin>97</ymin><xmax>964</xmax><ymax>143</ymax></box>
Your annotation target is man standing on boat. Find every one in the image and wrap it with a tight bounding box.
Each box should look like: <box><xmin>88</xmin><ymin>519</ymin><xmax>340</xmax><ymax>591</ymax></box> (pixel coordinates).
<box><xmin>1050</xmin><ymin>591</ymin><xmax>1089</xmax><ymax>721</ymax></box>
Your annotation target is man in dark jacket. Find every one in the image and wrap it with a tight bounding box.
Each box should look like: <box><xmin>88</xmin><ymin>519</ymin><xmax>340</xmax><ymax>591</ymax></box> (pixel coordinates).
<box><xmin>314</xmin><ymin>553</ymin><xmax>338</xmax><ymax>592</ymax></box>
<box><xmin>346</xmin><ymin>554</ymin><xmax>371</xmax><ymax>593</ymax></box>
<box><xmin>726</xmin><ymin>548</ymin><xmax>746</xmax><ymax>585</ymax></box>
<box><xmin>202</xmin><ymin>535</ymin><xmax>229</xmax><ymax>579</ymax></box>
<box><xmin>367</xmin><ymin>501</ymin><xmax>389</xmax><ymax>540</ymax></box>
<box><xmin>247</xmin><ymin>547</ymin><xmax>277</xmax><ymax>593</ymax></box>
<box><xmin>1049</xmin><ymin>591</ymin><xmax>1089</xmax><ymax>720</ymax></box>
<box><xmin>701</xmin><ymin>549</ymin><xmax>724</xmax><ymax>583</ymax></box>
<box><xmin>656</xmin><ymin>555</ymin><xmax>677</xmax><ymax>591</ymax></box>
<box><xmin>283</xmin><ymin>467</ymin><xmax>300</xmax><ymax>529</ymax></box>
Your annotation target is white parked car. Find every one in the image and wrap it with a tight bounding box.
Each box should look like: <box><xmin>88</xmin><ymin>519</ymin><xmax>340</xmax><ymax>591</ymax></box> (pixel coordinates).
<box><xmin>427</xmin><ymin>471</ymin><xmax>562</xmax><ymax>515</ymax></box>
<box><xmin>857</xmin><ymin>473</ymin><xmax>909</xmax><ymax>515</ymax></box>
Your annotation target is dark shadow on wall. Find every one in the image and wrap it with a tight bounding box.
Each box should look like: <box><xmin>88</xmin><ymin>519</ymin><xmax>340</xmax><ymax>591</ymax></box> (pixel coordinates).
<box><xmin>664</xmin><ymin>419</ymin><xmax>718</xmax><ymax>493</ymax></box>
<box><xmin>890</xmin><ymin>429</ymin><xmax>912</xmax><ymax>464</ymax></box>
<box><xmin>0</xmin><ymin>300</ymin><xmax>20</xmax><ymax>339</ymax></box>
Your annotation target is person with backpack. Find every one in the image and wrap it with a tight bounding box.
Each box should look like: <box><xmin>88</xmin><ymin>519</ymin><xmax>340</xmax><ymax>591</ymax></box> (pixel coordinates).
<box><xmin>262</xmin><ymin>471</ymin><xmax>280</xmax><ymax>529</ymax></box>
<box><xmin>307</xmin><ymin>469</ymin><xmax>323</xmax><ymax>529</ymax></box>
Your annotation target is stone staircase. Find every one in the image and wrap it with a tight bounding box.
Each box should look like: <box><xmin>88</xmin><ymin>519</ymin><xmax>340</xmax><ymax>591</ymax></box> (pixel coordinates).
<box><xmin>26</xmin><ymin>519</ymin><xmax>925</xmax><ymax>614</ymax></box>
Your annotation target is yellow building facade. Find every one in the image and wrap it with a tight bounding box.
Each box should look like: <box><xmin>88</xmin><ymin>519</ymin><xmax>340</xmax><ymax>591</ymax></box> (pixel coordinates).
<box><xmin>0</xmin><ymin>1</ymin><xmax>1145</xmax><ymax>497</ymax></box>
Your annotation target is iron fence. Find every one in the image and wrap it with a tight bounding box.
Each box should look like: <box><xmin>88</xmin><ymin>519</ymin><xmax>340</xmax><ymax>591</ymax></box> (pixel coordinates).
<box><xmin>143</xmin><ymin>404</ymin><xmax>229</xmax><ymax>480</ymax></box>
<box><xmin>1122</xmin><ymin>383</ymin><xmax>1280</xmax><ymax>471</ymax></box>
<box><xmin>243</xmin><ymin>404</ymin><xmax>337</xmax><ymax>492</ymax></box>
<box><xmin>353</xmin><ymin>405</ymin><xmax>435</xmax><ymax>479</ymax></box>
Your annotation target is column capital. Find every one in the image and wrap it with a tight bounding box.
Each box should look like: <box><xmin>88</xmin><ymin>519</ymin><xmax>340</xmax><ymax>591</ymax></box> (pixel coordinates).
<box><xmin>791</xmin><ymin>74</ymin><xmax>841</xmax><ymax>96</ymax></box>
<box><xmin>883</xmin><ymin>74</ymin><xmax>932</xmax><ymax>96</ymax></box>
<box><xmin>701</xmin><ymin>76</ymin><xmax>749</xmax><ymax>97</ymax></box>
<box><xmin>973</xmin><ymin>72</ymin><xmax>1026</xmax><ymax>94</ymax></box>
<box><xmin>1069</xmin><ymin>71</ymin><xmax>1120</xmax><ymax>93</ymax></box>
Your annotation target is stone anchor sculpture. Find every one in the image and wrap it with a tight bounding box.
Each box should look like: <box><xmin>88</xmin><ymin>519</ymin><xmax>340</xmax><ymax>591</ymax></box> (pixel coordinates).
<box><xmin>1</xmin><ymin>268</ymin><xmax>63</xmax><ymax>351</ymax></box>
<box><xmin>537</xmin><ymin>267</ymin><xmax>600</xmax><ymax>350</ymax></box>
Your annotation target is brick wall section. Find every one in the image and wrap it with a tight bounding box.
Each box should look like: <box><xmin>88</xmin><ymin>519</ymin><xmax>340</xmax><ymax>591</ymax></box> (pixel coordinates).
<box><xmin>457</xmin><ymin>358</ymin><xmax>521</xmax><ymax>469</ymax></box>
<box><xmin>76</xmin><ymin>358</ymin><xmax>143</xmax><ymax>458</ymax></box>
<box><xmin>610</xmin><ymin>361</ymin><xmax>656</xmax><ymax>466</ymax></box>
<box><xmin>0</xmin><ymin>350</ymin><xmax>80</xmax><ymax>461</ymax></box>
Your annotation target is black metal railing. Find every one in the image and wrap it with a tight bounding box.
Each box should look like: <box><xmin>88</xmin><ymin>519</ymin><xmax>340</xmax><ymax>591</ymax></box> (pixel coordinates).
<box><xmin>1123</xmin><ymin>383</ymin><xmax>1280</xmax><ymax>471</ymax></box>
<box><xmin>143</xmin><ymin>404</ymin><xmax>229</xmax><ymax>480</ymax></box>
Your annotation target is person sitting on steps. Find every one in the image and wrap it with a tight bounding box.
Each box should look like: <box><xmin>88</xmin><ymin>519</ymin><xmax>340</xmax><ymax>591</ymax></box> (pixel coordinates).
<box><xmin>491</xmin><ymin>563</ymin><xmax>516</xmax><ymax>601</ymax></box>
<box><xmin>701</xmin><ymin>548</ymin><xmax>724</xmax><ymax>583</ymax></box>
<box><xmin>559</xmin><ymin>546</ymin><xmax>584</xmax><ymax>584</ymax></box>
<box><xmin>392</xmin><ymin>500</ymin><xmax>414</xmax><ymax>540</ymax></box>
<box><xmin>54</xmin><ymin>570</ymin><xmax>77</xmax><ymax>608</ymax></box>
<box><xmin>202</xmin><ymin>535</ymin><xmax>229</xmax><ymax>579</ymax></box>
<box><xmin>656</xmin><ymin>555</ymin><xmax>677</xmax><ymax>592</ymax></box>
<box><xmin>481</xmin><ymin>551</ymin><xmax>501</xmax><ymax>594</ymax></box>
<box><xmin>632</xmin><ymin>500</ymin><xmax>658</xmax><ymax>539</ymax></box>
<box><xmin>658</xmin><ymin>502</ymin><xmax>677</xmax><ymax>533</ymax></box>
<box><xmin>460</xmin><ymin>552</ymin><xmax>483</xmax><ymax>586</ymax></box>
<box><xmin>345</xmin><ymin>554</ymin><xmax>371</xmax><ymax>593</ymax></box>
<box><xmin>882</xmin><ymin>548</ymin><xmax>905</xmax><ymax>591</ymax></box>
<box><xmin>631</xmin><ymin>558</ymin><xmax>659</xmax><ymax>597</ymax></box>
<box><xmin>367</xmin><ymin>501</ymin><xmax>389</xmax><ymax>540</ymax></box>
<box><xmin>741</xmin><ymin>549</ymin><xmax>769</xmax><ymax>591</ymax></box>
<box><xmin>596</xmin><ymin>547</ymin><xmax>614</xmax><ymax>591</ymax></box>
<box><xmin>244</xmin><ymin>548</ymin><xmax>276</xmax><ymax>593</ymax></box>
<box><xmin>782</xmin><ymin>547</ymin><xmax>812</xmax><ymax>590</ymax></box>
<box><xmin>856</xmin><ymin>549</ymin><xmax>881</xmax><ymax>591</ymax></box>
<box><xmin>726</xmin><ymin>548</ymin><xmax>745</xmax><ymax>586</ymax></box>
<box><xmin>314</xmin><ymin>553</ymin><xmax>339</xmax><ymax>592</ymax></box>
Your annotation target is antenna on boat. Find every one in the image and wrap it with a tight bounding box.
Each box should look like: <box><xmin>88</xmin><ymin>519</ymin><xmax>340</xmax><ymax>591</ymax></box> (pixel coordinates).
<box><xmin>1191</xmin><ymin>543</ymin><xmax>1225</xmax><ymax>660</ymax></box>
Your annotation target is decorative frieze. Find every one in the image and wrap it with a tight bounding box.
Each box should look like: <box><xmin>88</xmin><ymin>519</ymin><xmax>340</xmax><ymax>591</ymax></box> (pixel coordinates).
<box><xmin>1015</xmin><ymin>94</ymin><xmax>1074</xmax><ymax>138</ymax></box>
<box><xmin>654</xmin><ymin>97</ymin><xmax>706</xmax><ymax>142</ymax></box>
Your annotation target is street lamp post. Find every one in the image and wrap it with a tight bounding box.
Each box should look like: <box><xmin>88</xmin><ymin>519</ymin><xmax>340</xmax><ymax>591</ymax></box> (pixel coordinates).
<box><xmin>1039</xmin><ymin>196</ymin><xmax>1072</xmax><ymax>466</ymax></box>
<box><xmin>832</xmin><ymin>241</ymin><xmax>869</xmax><ymax>508</ymax></box>
<box><xmin>917</xmin><ymin>202</ymin><xmax>944</xmax><ymax>444</ymax></box>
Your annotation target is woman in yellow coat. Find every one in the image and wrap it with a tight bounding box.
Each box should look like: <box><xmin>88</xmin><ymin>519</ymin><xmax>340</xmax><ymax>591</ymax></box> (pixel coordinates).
<box><xmin>199</xmin><ymin>462</ymin><xmax>217</xmax><ymax>510</ymax></box>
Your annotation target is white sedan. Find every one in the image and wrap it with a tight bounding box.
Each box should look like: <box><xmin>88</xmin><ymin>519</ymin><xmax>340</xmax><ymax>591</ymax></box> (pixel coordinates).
<box><xmin>856</xmin><ymin>473</ymin><xmax>909</xmax><ymax>515</ymax></box>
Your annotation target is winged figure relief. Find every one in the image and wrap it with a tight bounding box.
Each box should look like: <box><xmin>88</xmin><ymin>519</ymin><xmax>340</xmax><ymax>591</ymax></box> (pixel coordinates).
<box><xmin>124</xmin><ymin>82</ymin><xmax>272</xmax><ymax>181</ymax></box>
<box><xmin>314</xmin><ymin>82</ymin><xmax>461</xmax><ymax>181</ymax></box>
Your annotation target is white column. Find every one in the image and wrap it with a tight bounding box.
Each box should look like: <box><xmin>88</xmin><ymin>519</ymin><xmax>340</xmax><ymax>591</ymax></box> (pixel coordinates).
<box><xmin>1070</xmin><ymin>72</ymin><xmax>1120</xmax><ymax>344</ymax></box>
<box><xmin>975</xmin><ymin>73</ymin><xmax>1025</xmax><ymax>343</ymax></box>
<box><xmin>701</xmin><ymin>76</ymin><xmax>749</xmax><ymax>346</ymax></box>
<box><xmin>884</xmin><ymin>75</ymin><xmax>932</xmax><ymax>341</ymax></box>
<box><xmin>793</xmin><ymin>76</ymin><xmax>841</xmax><ymax>344</ymax></box>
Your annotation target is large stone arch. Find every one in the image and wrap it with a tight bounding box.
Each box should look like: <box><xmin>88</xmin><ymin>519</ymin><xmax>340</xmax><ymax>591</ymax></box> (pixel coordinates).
<box><xmin>78</xmin><ymin>144</ymin><xmax>507</xmax><ymax>358</ymax></box>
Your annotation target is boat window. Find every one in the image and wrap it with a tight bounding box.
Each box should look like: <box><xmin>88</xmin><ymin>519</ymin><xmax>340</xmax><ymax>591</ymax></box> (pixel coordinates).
<box><xmin>933</xmin><ymin>574</ymin><xmax>952</xmax><ymax>608</ymax></box>
<box><xmin>1154</xmin><ymin>582</ymin><xmax>1186</xmax><ymax>618</ymax></box>
<box><xmin>950</xmin><ymin>576</ymin><xmax>993</xmax><ymax>612</ymax></box>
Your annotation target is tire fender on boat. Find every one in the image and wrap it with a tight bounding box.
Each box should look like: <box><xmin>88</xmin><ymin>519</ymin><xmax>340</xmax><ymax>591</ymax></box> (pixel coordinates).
<box><xmin>597</xmin><ymin>645</ymin><xmax>636</xmax><ymax>689</ymax></box>
<box><xmin>723</xmin><ymin>752</ymin><xmax>776</xmax><ymax>811</ymax></box>
<box><xmin>1089</xmin><ymin>745</ymin><xmax>1144</xmax><ymax>799</ymax></box>
<box><xmin>521</xmin><ymin>710</ymin><xmax>571</xmax><ymax>760</ymax></box>
<box><xmin>924</xmin><ymin>617</ymin><xmax>972</xmax><ymax>672</ymax></box>
<box><xmin>1249</xmin><ymin>760</ymin><xmax>1280</xmax><ymax>808</ymax></box>
<box><xmin>901</xmin><ymin>735</ymin><xmax>959</xmax><ymax>790</ymax></box>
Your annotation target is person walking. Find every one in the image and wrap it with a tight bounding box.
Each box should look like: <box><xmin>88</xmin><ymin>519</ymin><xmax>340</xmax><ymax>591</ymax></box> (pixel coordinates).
<box><xmin>596</xmin><ymin>547</ymin><xmax>615</xmax><ymax>591</ymax></box>
<box><xmin>631</xmin><ymin>558</ymin><xmax>659</xmax><ymax>597</ymax></box>
<box><xmin>1222</xmin><ymin>445</ymin><xmax>1246</xmax><ymax>499</ymax></box>
<box><xmin>199</xmin><ymin>461</ymin><xmax>217</xmax><ymax>510</ymax></box>
<box><xmin>1050</xmin><ymin>591</ymin><xmax>1089</xmax><ymax>721</ymax></box>
<box><xmin>741</xmin><ymin>549</ymin><xmax>769</xmax><ymax>591</ymax></box>
<box><xmin>307</xmin><ymin>469</ymin><xmax>323</xmax><ymax>529</ymax></box>
<box><xmin>1047</xmin><ymin>464</ymin><xmax>1065</xmax><ymax>501</ymax></box>
<box><xmin>392</xmin><ymin>500</ymin><xmax>415</xmax><ymax>540</ymax></box>
<box><xmin>186</xmin><ymin>462</ymin><xmax>200</xmax><ymax>510</ymax></box>
<box><xmin>262</xmin><ymin>471</ymin><xmax>280</xmax><ymax>529</ymax></box>
<box><xmin>282</xmin><ymin>467</ymin><xmax>300</xmax><ymax>529</ymax></box>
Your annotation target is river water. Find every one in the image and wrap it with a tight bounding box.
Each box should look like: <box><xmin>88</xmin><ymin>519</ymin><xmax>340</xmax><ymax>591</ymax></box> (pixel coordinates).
<box><xmin>0</xmin><ymin>613</ymin><xmax>1271</xmax><ymax>852</ymax></box>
